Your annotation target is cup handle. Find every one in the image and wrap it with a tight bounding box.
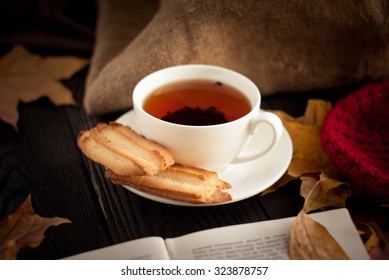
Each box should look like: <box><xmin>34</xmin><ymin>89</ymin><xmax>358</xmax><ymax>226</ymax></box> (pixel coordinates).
<box><xmin>232</xmin><ymin>112</ymin><xmax>283</xmax><ymax>163</ymax></box>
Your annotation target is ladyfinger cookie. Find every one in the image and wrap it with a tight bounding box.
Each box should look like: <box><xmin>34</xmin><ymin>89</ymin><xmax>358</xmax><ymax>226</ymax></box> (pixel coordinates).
<box><xmin>77</xmin><ymin>122</ymin><xmax>174</xmax><ymax>176</ymax></box>
<box><xmin>105</xmin><ymin>164</ymin><xmax>232</xmax><ymax>204</ymax></box>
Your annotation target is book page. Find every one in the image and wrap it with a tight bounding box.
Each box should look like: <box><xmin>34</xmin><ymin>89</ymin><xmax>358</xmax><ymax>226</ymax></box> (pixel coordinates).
<box><xmin>165</xmin><ymin>208</ymin><xmax>369</xmax><ymax>260</ymax></box>
<box><xmin>63</xmin><ymin>236</ymin><xmax>170</xmax><ymax>260</ymax></box>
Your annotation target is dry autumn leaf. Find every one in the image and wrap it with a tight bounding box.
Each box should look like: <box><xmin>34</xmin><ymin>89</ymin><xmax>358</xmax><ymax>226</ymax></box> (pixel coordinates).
<box><xmin>263</xmin><ymin>99</ymin><xmax>342</xmax><ymax>197</ymax></box>
<box><xmin>273</xmin><ymin>99</ymin><xmax>339</xmax><ymax>179</ymax></box>
<box><xmin>289</xmin><ymin>173</ymin><xmax>351</xmax><ymax>259</ymax></box>
<box><xmin>0</xmin><ymin>45</ymin><xmax>89</xmax><ymax>129</ymax></box>
<box><xmin>301</xmin><ymin>174</ymin><xmax>349</xmax><ymax>213</ymax></box>
<box><xmin>362</xmin><ymin>222</ymin><xmax>389</xmax><ymax>260</ymax></box>
<box><xmin>0</xmin><ymin>195</ymin><xmax>71</xmax><ymax>260</ymax></box>
<box><xmin>289</xmin><ymin>210</ymin><xmax>349</xmax><ymax>260</ymax></box>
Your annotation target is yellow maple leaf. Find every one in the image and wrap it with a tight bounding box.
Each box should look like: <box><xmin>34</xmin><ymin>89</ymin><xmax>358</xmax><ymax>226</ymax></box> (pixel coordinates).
<box><xmin>0</xmin><ymin>195</ymin><xmax>71</xmax><ymax>260</ymax></box>
<box><xmin>265</xmin><ymin>99</ymin><xmax>349</xmax><ymax>209</ymax></box>
<box><xmin>263</xmin><ymin>99</ymin><xmax>341</xmax><ymax>196</ymax></box>
<box><xmin>273</xmin><ymin>99</ymin><xmax>339</xmax><ymax>179</ymax></box>
<box><xmin>0</xmin><ymin>45</ymin><xmax>89</xmax><ymax>129</ymax></box>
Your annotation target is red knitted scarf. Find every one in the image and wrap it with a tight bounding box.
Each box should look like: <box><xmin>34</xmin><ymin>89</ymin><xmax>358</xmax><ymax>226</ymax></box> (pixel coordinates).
<box><xmin>320</xmin><ymin>81</ymin><xmax>389</xmax><ymax>203</ymax></box>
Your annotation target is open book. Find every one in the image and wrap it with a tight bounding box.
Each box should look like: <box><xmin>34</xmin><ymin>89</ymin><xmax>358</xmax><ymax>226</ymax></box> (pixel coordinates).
<box><xmin>64</xmin><ymin>208</ymin><xmax>369</xmax><ymax>260</ymax></box>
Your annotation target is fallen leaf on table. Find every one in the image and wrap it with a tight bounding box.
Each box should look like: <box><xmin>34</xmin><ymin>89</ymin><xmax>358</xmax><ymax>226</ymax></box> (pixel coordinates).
<box><xmin>0</xmin><ymin>45</ymin><xmax>89</xmax><ymax>129</ymax></box>
<box><xmin>289</xmin><ymin>210</ymin><xmax>349</xmax><ymax>259</ymax></box>
<box><xmin>301</xmin><ymin>174</ymin><xmax>349</xmax><ymax>213</ymax></box>
<box><xmin>275</xmin><ymin>99</ymin><xmax>339</xmax><ymax>179</ymax></box>
<box><xmin>263</xmin><ymin>99</ymin><xmax>340</xmax><ymax>195</ymax></box>
<box><xmin>0</xmin><ymin>195</ymin><xmax>71</xmax><ymax>260</ymax></box>
<box><xmin>361</xmin><ymin>222</ymin><xmax>389</xmax><ymax>260</ymax></box>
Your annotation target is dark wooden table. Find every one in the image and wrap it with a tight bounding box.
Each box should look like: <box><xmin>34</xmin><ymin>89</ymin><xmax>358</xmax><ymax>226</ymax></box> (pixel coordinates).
<box><xmin>1</xmin><ymin>48</ymin><xmax>387</xmax><ymax>260</ymax></box>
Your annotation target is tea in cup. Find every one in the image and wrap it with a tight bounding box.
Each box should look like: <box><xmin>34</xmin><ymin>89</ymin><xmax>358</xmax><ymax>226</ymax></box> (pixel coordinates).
<box><xmin>132</xmin><ymin>64</ymin><xmax>283</xmax><ymax>171</ymax></box>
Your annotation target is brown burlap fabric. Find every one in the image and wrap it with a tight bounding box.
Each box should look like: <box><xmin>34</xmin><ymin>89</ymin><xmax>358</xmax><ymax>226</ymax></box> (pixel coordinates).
<box><xmin>84</xmin><ymin>0</ymin><xmax>389</xmax><ymax>115</ymax></box>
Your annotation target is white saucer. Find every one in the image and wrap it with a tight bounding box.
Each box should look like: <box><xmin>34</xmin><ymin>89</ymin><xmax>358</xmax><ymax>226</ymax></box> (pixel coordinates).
<box><xmin>116</xmin><ymin>110</ymin><xmax>293</xmax><ymax>207</ymax></box>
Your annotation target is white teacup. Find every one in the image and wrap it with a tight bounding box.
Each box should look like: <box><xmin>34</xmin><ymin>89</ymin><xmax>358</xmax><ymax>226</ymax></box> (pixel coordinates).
<box><xmin>132</xmin><ymin>64</ymin><xmax>283</xmax><ymax>172</ymax></box>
